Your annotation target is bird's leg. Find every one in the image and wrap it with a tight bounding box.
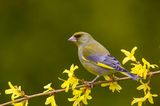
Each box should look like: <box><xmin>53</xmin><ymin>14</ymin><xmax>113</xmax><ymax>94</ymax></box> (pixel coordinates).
<box><xmin>90</xmin><ymin>75</ymin><xmax>100</xmax><ymax>84</ymax></box>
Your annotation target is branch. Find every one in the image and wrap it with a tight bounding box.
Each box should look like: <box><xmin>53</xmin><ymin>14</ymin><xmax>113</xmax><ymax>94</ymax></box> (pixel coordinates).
<box><xmin>0</xmin><ymin>71</ymin><xmax>160</xmax><ymax>106</ymax></box>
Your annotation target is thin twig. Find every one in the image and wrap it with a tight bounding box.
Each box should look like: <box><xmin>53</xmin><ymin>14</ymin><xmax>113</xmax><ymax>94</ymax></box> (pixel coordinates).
<box><xmin>0</xmin><ymin>71</ymin><xmax>160</xmax><ymax>106</ymax></box>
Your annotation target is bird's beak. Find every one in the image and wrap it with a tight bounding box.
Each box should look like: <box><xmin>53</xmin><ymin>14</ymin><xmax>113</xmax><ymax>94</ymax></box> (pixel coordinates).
<box><xmin>68</xmin><ymin>36</ymin><xmax>77</xmax><ymax>42</ymax></box>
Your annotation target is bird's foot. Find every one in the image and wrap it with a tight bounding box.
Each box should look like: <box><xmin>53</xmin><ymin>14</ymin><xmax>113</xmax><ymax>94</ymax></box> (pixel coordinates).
<box><xmin>81</xmin><ymin>76</ymin><xmax>100</xmax><ymax>88</ymax></box>
<box><xmin>79</xmin><ymin>79</ymin><xmax>93</xmax><ymax>88</ymax></box>
<box><xmin>84</xmin><ymin>81</ymin><xmax>94</xmax><ymax>88</ymax></box>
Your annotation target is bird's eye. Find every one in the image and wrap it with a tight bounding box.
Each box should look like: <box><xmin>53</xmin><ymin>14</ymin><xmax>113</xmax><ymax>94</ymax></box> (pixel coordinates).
<box><xmin>74</xmin><ymin>34</ymin><xmax>81</xmax><ymax>39</ymax></box>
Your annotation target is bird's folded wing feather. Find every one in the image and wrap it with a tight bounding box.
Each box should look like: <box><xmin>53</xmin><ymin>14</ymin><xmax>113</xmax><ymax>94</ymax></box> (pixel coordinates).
<box><xmin>86</xmin><ymin>54</ymin><xmax>121</xmax><ymax>70</ymax></box>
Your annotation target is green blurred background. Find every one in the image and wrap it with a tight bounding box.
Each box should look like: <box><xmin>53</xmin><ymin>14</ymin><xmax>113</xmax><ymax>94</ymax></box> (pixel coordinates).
<box><xmin>0</xmin><ymin>0</ymin><xmax>160</xmax><ymax>106</ymax></box>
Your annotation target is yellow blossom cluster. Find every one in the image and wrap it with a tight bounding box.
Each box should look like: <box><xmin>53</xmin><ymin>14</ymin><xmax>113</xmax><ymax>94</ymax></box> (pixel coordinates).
<box><xmin>101</xmin><ymin>75</ymin><xmax>122</xmax><ymax>93</ymax></box>
<box><xmin>131</xmin><ymin>58</ymin><xmax>158</xmax><ymax>79</ymax></box>
<box><xmin>121</xmin><ymin>46</ymin><xmax>159</xmax><ymax>79</ymax></box>
<box><xmin>5</xmin><ymin>81</ymin><xmax>28</xmax><ymax>106</ymax></box>
<box><xmin>59</xmin><ymin>64</ymin><xmax>79</xmax><ymax>92</ymax></box>
<box><xmin>131</xmin><ymin>80</ymin><xmax>158</xmax><ymax>106</ymax></box>
<box><xmin>68</xmin><ymin>87</ymin><xmax>92</xmax><ymax>106</ymax></box>
<box><xmin>59</xmin><ymin>64</ymin><xmax>93</xmax><ymax>106</ymax></box>
<box><xmin>43</xmin><ymin>83</ymin><xmax>57</xmax><ymax>106</ymax></box>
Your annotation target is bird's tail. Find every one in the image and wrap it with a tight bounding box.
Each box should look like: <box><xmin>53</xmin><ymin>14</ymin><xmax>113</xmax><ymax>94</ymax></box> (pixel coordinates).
<box><xmin>116</xmin><ymin>66</ymin><xmax>140</xmax><ymax>80</ymax></box>
<box><xmin>121</xmin><ymin>71</ymin><xmax>140</xmax><ymax>80</ymax></box>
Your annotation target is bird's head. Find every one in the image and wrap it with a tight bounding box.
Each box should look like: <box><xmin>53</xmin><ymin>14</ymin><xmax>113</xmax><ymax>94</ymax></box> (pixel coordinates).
<box><xmin>68</xmin><ymin>32</ymin><xmax>92</xmax><ymax>46</ymax></box>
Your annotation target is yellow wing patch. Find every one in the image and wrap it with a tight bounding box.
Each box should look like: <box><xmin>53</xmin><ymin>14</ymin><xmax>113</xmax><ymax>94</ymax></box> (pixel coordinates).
<box><xmin>120</xmin><ymin>72</ymin><xmax>130</xmax><ymax>77</ymax></box>
<box><xmin>97</xmin><ymin>62</ymin><xmax>115</xmax><ymax>70</ymax></box>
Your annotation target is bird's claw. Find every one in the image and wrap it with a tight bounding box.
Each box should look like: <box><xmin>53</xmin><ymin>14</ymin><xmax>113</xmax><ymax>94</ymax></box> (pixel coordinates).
<box><xmin>82</xmin><ymin>76</ymin><xmax>99</xmax><ymax>88</ymax></box>
<box><xmin>84</xmin><ymin>81</ymin><xmax>94</xmax><ymax>88</ymax></box>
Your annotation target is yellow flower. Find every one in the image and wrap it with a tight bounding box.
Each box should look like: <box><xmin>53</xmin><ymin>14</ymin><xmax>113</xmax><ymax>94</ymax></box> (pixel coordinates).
<box><xmin>63</xmin><ymin>64</ymin><xmax>78</xmax><ymax>78</ymax></box>
<box><xmin>44</xmin><ymin>83</ymin><xmax>57</xmax><ymax>106</ymax></box>
<box><xmin>131</xmin><ymin>58</ymin><xmax>158</xmax><ymax>79</ymax></box>
<box><xmin>144</xmin><ymin>91</ymin><xmax>158</xmax><ymax>104</ymax></box>
<box><xmin>101</xmin><ymin>82</ymin><xmax>122</xmax><ymax>93</ymax></box>
<box><xmin>44</xmin><ymin>83</ymin><xmax>53</xmax><ymax>92</ymax></box>
<box><xmin>68</xmin><ymin>87</ymin><xmax>92</xmax><ymax>106</ymax></box>
<box><xmin>5</xmin><ymin>81</ymin><xmax>28</xmax><ymax>106</ymax></box>
<box><xmin>132</xmin><ymin>80</ymin><xmax>158</xmax><ymax>106</ymax></box>
<box><xmin>101</xmin><ymin>75</ymin><xmax>122</xmax><ymax>93</ymax></box>
<box><xmin>59</xmin><ymin>64</ymin><xmax>79</xmax><ymax>92</ymax></box>
<box><xmin>68</xmin><ymin>89</ymin><xmax>83</xmax><ymax>106</ymax></box>
<box><xmin>45</xmin><ymin>96</ymin><xmax>57</xmax><ymax>106</ymax></box>
<box><xmin>137</xmin><ymin>80</ymin><xmax>150</xmax><ymax>94</ymax></box>
<box><xmin>131</xmin><ymin>97</ymin><xmax>145</xmax><ymax>106</ymax></box>
<box><xmin>131</xmin><ymin>63</ymin><xmax>146</xmax><ymax>79</ymax></box>
<box><xmin>5</xmin><ymin>82</ymin><xmax>24</xmax><ymax>100</ymax></box>
<box><xmin>61</xmin><ymin>77</ymin><xmax>79</xmax><ymax>92</ymax></box>
<box><xmin>131</xmin><ymin>91</ymin><xmax>158</xmax><ymax>106</ymax></box>
<box><xmin>121</xmin><ymin>46</ymin><xmax>137</xmax><ymax>64</ymax></box>
<box><xmin>81</xmin><ymin>88</ymin><xmax>92</xmax><ymax>105</ymax></box>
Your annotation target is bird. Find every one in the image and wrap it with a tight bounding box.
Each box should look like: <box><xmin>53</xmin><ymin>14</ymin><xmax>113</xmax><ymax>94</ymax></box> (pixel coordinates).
<box><xmin>68</xmin><ymin>32</ymin><xmax>139</xmax><ymax>83</ymax></box>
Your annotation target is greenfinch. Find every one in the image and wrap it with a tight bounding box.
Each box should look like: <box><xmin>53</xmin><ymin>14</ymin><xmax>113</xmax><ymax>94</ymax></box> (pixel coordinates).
<box><xmin>68</xmin><ymin>32</ymin><xmax>139</xmax><ymax>82</ymax></box>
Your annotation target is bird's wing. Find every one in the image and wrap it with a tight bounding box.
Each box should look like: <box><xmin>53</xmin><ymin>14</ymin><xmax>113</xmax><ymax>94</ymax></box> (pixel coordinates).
<box><xmin>81</xmin><ymin>40</ymin><xmax>120</xmax><ymax>70</ymax></box>
<box><xmin>86</xmin><ymin>54</ymin><xmax>121</xmax><ymax>70</ymax></box>
<box><xmin>82</xmin><ymin>52</ymin><xmax>139</xmax><ymax>80</ymax></box>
